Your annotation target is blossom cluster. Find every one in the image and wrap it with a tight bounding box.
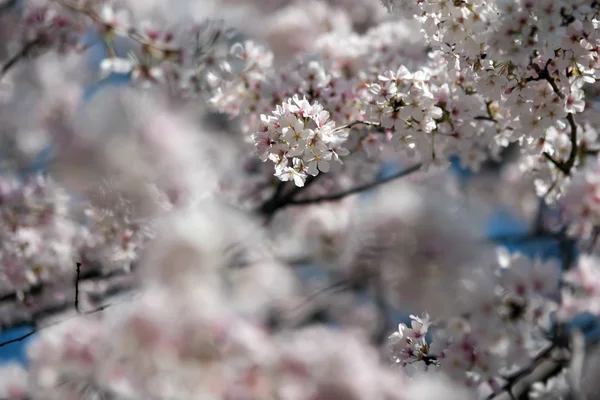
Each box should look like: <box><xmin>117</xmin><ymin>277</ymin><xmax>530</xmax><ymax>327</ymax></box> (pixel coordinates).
<box><xmin>252</xmin><ymin>95</ymin><xmax>349</xmax><ymax>186</ymax></box>
<box><xmin>561</xmin><ymin>255</ymin><xmax>600</xmax><ymax>318</ymax></box>
<box><xmin>1</xmin><ymin>204</ymin><xmax>471</xmax><ymax>400</ymax></box>
<box><xmin>0</xmin><ymin>171</ymin><xmax>157</xmax><ymax>328</ymax></box>
<box><xmin>389</xmin><ymin>251</ymin><xmax>563</xmax><ymax>395</ymax></box>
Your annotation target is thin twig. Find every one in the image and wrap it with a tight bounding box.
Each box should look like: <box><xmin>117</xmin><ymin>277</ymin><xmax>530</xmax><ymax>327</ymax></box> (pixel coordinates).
<box><xmin>373</xmin><ymin>274</ymin><xmax>392</xmax><ymax>346</ymax></box>
<box><xmin>0</xmin><ymin>329</ymin><xmax>37</xmax><ymax>348</ymax></box>
<box><xmin>0</xmin><ymin>295</ymin><xmax>132</xmax><ymax>348</ymax></box>
<box><xmin>75</xmin><ymin>262</ymin><xmax>81</xmax><ymax>312</ymax></box>
<box><xmin>333</xmin><ymin>120</ymin><xmax>381</xmax><ymax>132</ymax></box>
<box><xmin>566</xmin><ymin>330</ymin><xmax>586</xmax><ymax>400</ymax></box>
<box><xmin>564</xmin><ymin>113</ymin><xmax>578</xmax><ymax>171</ymax></box>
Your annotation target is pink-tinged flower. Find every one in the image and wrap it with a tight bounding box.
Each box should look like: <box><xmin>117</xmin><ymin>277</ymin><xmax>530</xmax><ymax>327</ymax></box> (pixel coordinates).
<box><xmin>408</xmin><ymin>312</ymin><xmax>431</xmax><ymax>340</ymax></box>
<box><xmin>98</xmin><ymin>5</ymin><xmax>130</xmax><ymax>36</ymax></box>
<box><xmin>278</xmin><ymin>161</ymin><xmax>308</xmax><ymax>187</ymax></box>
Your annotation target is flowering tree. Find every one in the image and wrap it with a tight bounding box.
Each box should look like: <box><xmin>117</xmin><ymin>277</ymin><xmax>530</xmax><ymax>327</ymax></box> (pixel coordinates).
<box><xmin>1</xmin><ymin>0</ymin><xmax>600</xmax><ymax>398</ymax></box>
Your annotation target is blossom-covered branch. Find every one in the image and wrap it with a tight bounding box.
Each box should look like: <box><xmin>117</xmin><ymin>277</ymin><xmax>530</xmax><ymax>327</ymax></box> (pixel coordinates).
<box><xmin>0</xmin><ymin>0</ymin><xmax>600</xmax><ymax>399</ymax></box>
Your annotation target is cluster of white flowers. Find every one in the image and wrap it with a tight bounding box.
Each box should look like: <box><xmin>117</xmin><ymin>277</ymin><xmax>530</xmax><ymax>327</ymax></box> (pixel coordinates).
<box><xmin>388</xmin><ymin>313</ymin><xmax>436</xmax><ymax>372</ymax></box>
<box><xmin>209</xmin><ymin>0</ymin><xmax>600</xmax><ymax>187</ymax></box>
<box><xmin>388</xmin><ymin>251</ymin><xmax>562</xmax><ymax>393</ymax></box>
<box><xmin>252</xmin><ymin>95</ymin><xmax>349</xmax><ymax>186</ymax></box>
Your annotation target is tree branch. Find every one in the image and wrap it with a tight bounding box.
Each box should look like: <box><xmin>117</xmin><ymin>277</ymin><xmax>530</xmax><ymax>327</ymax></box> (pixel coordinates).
<box><xmin>524</xmin><ymin>62</ymin><xmax>579</xmax><ymax>176</ymax></box>
<box><xmin>0</xmin><ymin>329</ymin><xmax>37</xmax><ymax>348</ymax></box>
<box><xmin>257</xmin><ymin>120</ymin><xmax>384</xmax><ymax>217</ymax></box>
<box><xmin>486</xmin><ymin>344</ymin><xmax>561</xmax><ymax>400</ymax></box>
<box><xmin>286</xmin><ymin>163</ymin><xmax>422</xmax><ymax>206</ymax></box>
<box><xmin>258</xmin><ymin>174</ymin><xmax>322</xmax><ymax>217</ymax></box>
<box><xmin>0</xmin><ymin>262</ymin><xmax>133</xmax><ymax>304</ymax></box>
<box><xmin>564</xmin><ymin>113</ymin><xmax>578</xmax><ymax>172</ymax></box>
<box><xmin>0</xmin><ymin>296</ymin><xmax>127</xmax><ymax>348</ymax></box>
<box><xmin>542</xmin><ymin>113</ymin><xmax>578</xmax><ymax>176</ymax></box>
<box><xmin>0</xmin><ymin>38</ymin><xmax>42</xmax><ymax>79</ymax></box>
<box><xmin>373</xmin><ymin>273</ymin><xmax>392</xmax><ymax>346</ymax></box>
<box><xmin>75</xmin><ymin>262</ymin><xmax>81</xmax><ymax>312</ymax></box>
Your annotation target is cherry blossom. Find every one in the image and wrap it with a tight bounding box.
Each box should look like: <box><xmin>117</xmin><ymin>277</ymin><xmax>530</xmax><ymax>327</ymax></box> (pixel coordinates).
<box><xmin>0</xmin><ymin>0</ymin><xmax>600</xmax><ymax>399</ymax></box>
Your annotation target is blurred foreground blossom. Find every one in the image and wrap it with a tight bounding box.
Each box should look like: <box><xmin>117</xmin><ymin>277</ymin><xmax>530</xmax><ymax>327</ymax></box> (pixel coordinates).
<box><xmin>0</xmin><ymin>0</ymin><xmax>600</xmax><ymax>399</ymax></box>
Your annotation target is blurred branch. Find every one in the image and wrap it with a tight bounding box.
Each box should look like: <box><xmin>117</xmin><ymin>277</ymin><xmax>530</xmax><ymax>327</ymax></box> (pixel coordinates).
<box><xmin>566</xmin><ymin>330</ymin><xmax>586</xmax><ymax>400</ymax></box>
<box><xmin>0</xmin><ymin>329</ymin><xmax>37</xmax><ymax>348</ymax></box>
<box><xmin>541</xmin><ymin>113</ymin><xmax>578</xmax><ymax>176</ymax></box>
<box><xmin>525</xmin><ymin>61</ymin><xmax>578</xmax><ymax>176</ymax></box>
<box><xmin>259</xmin><ymin>158</ymin><xmax>422</xmax><ymax>217</ymax></box>
<box><xmin>486</xmin><ymin>344</ymin><xmax>562</xmax><ymax>400</ymax></box>
<box><xmin>0</xmin><ymin>0</ymin><xmax>17</xmax><ymax>14</ymax></box>
<box><xmin>0</xmin><ymin>262</ymin><xmax>133</xmax><ymax>304</ymax></box>
<box><xmin>0</xmin><ymin>262</ymin><xmax>135</xmax><ymax>343</ymax></box>
<box><xmin>373</xmin><ymin>273</ymin><xmax>392</xmax><ymax>346</ymax></box>
<box><xmin>258</xmin><ymin>174</ymin><xmax>321</xmax><ymax>217</ymax></box>
<box><xmin>488</xmin><ymin>324</ymin><xmax>579</xmax><ymax>400</ymax></box>
<box><xmin>0</xmin><ymin>38</ymin><xmax>42</xmax><ymax>79</ymax></box>
<box><xmin>0</xmin><ymin>296</ymin><xmax>128</xmax><ymax>348</ymax></box>
<box><xmin>75</xmin><ymin>262</ymin><xmax>81</xmax><ymax>312</ymax></box>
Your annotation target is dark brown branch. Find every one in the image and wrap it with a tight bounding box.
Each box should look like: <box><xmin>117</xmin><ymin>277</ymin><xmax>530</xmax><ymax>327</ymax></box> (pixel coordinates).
<box><xmin>258</xmin><ymin>174</ymin><xmax>322</xmax><ymax>216</ymax></box>
<box><xmin>564</xmin><ymin>113</ymin><xmax>578</xmax><ymax>171</ymax></box>
<box><xmin>74</xmin><ymin>262</ymin><xmax>81</xmax><ymax>312</ymax></box>
<box><xmin>527</xmin><ymin>62</ymin><xmax>565</xmax><ymax>99</ymax></box>
<box><xmin>0</xmin><ymin>297</ymin><xmax>127</xmax><ymax>348</ymax></box>
<box><xmin>0</xmin><ymin>38</ymin><xmax>42</xmax><ymax>79</ymax></box>
<box><xmin>543</xmin><ymin>151</ymin><xmax>569</xmax><ymax>173</ymax></box>
<box><xmin>542</xmin><ymin>113</ymin><xmax>578</xmax><ymax>176</ymax></box>
<box><xmin>487</xmin><ymin>322</ymin><xmax>575</xmax><ymax>400</ymax></box>
<box><xmin>0</xmin><ymin>264</ymin><xmax>135</xmax><ymax>333</ymax></box>
<box><xmin>486</xmin><ymin>344</ymin><xmax>562</xmax><ymax>400</ymax></box>
<box><xmin>258</xmin><ymin>181</ymin><xmax>287</xmax><ymax>216</ymax></box>
<box><xmin>373</xmin><ymin>274</ymin><xmax>392</xmax><ymax>346</ymax></box>
<box><xmin>286</xmin><ymin>163</ymin><xmax>422</xmax><ymax>206</ymax></box>
<box><xmin>474</xmin><ymin>115</ymin><xmax>496</xmax><ymax>122</ymax></box>
<box><xmin>0</xmin><ymin>263</ymin><xmax>133</xmax><ymax>304</ymax></box>
<box><xmin>0</xmin><ymin>329</ymin><xmax>36</xmax><ymax>348</ymax></box>
<box><xmin>524</xmin><ymin>62</ymin><xmax>579</xmax><ymax>176</ymax></box>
